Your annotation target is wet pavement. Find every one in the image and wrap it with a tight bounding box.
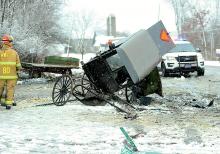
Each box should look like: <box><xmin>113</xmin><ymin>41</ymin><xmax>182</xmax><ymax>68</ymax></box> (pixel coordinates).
<box><xmin>0</xmin><ymin>65</ymin><xmax>220</xmax><ymax>153</ymax></box>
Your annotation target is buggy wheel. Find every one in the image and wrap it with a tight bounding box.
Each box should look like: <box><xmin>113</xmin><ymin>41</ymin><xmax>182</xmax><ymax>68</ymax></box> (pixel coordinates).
<box><xmin>72</xmin><ymin>75</ymin><xmax>106</xmax><ymax>106</ymax></box>
<box><xmin>73</xmin><ymin>73</ymin><xmax>100</xmax><ymax>98</ymax></box>
<box><xmin>72</xmin><ymin>74</ymin><xmax>91</xmax><ymax>101</ymax></box>
<box><xmin>81</xmin><ymin>73</ymin><xmax>92</xmax><ymax>94</ymax></box>
<box><xmin>73</xmin><ymin>84</ymin><xmax>107</xmax><ymax>106</ymax></box>
<box><xmin>125</xmin><ymin>86</ymin><xmax>138</xmax><ymax>104</ymax></box>
<box><xmin>52</xmin><ymin>75</ymin><xmax>73</xmax><ymax>106</ymax></box>
<box><xmin>72</xmin><ymin>84</ymin><xmax>90</xmax><ymax>101</ymax></box>
<box><xmin>72</xmin><ymin>74</ymin><xmax>92</xmax><ymax>101</ymax></box>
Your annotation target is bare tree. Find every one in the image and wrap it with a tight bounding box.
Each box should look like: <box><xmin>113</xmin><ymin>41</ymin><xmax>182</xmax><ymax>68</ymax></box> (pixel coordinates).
<box><xmin>167</xmin><ymin>0</ymin><xmax>220</xmax><ymax>60</ymax></box>
<box><xmin>167</xmin><ymin>0</ymin><xmax>189</xmax><ymax>35</ymax></box>
<box><xmin>209</xmin><ymin>0</ymin><xmax>220</xmax><ymax>59</ymax></box>
<box><xmin>0</xmin><ymin>0</ymin><xmax>64</xmax><ymax>62</ymax></box>
<box><xmin>0</xmin><ymin>0</ymin><xmax>103</xmax><ymax>62</ymax></box>
<box><xmin>69</xmin><ymin>10</ymin><xmax>100</xmax><ymax>60</ymax></box>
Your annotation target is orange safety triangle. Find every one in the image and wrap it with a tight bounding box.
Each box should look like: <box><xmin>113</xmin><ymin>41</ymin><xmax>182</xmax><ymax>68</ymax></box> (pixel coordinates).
<box><xmin>160</xmin><ymin>30</ymin><xmax>171</xmax><ymax>42</ymax></box>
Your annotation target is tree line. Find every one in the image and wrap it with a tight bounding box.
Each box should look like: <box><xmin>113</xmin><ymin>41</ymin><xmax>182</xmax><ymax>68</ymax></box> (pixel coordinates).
<box><xmin>5</xmin><ymin>0</ymin><xmax>215</xmax><ymax>63</ymax></box>
<box><xmin>0</xmin><ymin>0</ymin><xmax>66</xmax><ymax>62</ymax></box>
<box><xmin>168</xmin><ymin>0</ymin><xmax>220</xmax><ymax>60</ymax></box>
<box><xmin>0</xmin><ymin>0</ymin><xmax>103</xmax><ymax>62</ymax></box>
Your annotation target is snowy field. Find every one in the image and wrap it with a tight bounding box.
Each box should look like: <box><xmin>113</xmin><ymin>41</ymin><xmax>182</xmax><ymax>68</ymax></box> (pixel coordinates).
<box><xmin>0</xmin><ymin>62</ymin><xmax>220</xmax><ymax>154</ymax></box>
<box><xmin>205</xmin><ymin>60</ymin><xmax>220</xmax><ymax>67</ymax></box>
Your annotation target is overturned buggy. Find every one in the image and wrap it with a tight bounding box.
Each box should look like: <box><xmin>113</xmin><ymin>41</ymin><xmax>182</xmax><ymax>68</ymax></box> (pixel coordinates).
<box><xmin>52</xmin><ymin>21</ymin><xmax>175</xmax><ymax>113</ymax></box>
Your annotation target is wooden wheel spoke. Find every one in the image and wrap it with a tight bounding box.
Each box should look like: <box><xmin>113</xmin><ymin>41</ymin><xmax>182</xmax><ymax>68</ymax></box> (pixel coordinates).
<box><xmin>57</xmin><ymin>80</ymin><xmax>63</xmax><ymax>88</ymax></box>
<box><xmin>52</xmin><ymin>75</ymin><xmax>73</xmax><ymax>106</ymax></box>
<box><xmin>53</xmin><ymin>92</ymin><xmax>61</xmax><ymax>99</ymax></box>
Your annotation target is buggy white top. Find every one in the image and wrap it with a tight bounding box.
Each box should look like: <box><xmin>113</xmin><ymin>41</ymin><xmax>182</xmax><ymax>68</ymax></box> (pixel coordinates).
<box><xmin>117</xmin><ymin>20</ymin><xmax>175</xmax><ymax>83</ymax></box>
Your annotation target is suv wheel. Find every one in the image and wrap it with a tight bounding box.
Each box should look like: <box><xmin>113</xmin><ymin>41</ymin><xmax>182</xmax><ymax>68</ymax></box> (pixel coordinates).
<box><xmin>161</xmin><ymin>63</ymin><xmax>169</xmax><ymax>77</ymax></box>
<box><xmin>197</xmin><ymin>69</ymin><xmax>205</xmax><ymax>76</ymax></box>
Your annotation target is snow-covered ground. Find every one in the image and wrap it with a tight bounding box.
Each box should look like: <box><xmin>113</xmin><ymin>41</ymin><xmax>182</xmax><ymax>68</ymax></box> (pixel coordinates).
<box><xmin>205</xmin><ymin>60</ymin><xmax>220</xmax><ymax>67</ymax></box>
<box><xmin>0</xmin><ymin>64</ymin><xmax>220</xmax><ymax>154</ymax></box>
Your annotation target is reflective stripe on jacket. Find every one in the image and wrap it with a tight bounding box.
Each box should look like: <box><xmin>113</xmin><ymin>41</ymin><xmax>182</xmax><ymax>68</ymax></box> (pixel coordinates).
<box><xmin>0</xmin><ymin>45</ymin><xmax>21</xmax><ymax>79</ymax></box>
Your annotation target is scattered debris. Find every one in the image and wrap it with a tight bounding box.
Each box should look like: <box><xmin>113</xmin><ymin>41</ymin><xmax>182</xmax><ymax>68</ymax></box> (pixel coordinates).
<box><xmin>35</xmin><ymin>102</ymin><xmax>54</xmax><ymax>107</ymax></box>
<box><xmin>120</xmin><ymin>127</ymin><xmax>160</xmax><ymax>154</ymax></box>
<box><xmin>207</xmin><ymin>99</ymin><xmax>214</xmax><ymax>107</ymax></box>
<box><xmin>124</xmin><ymin>113</ymin><xmax>138</xmax><ymax>120</ymax></box>
<box><xmin>191</xmin><ymin>99</ymin><xmax>215</xmax><ymax>109</ymax></box>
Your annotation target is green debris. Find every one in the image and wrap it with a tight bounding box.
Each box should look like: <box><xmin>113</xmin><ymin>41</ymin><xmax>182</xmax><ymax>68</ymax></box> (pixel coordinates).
<box><xmin>120</xmin><ymin>127</ymin><xmax>160</xmax><ymax>154</ymax></box>
<box><xmin>120</xmin><ymin>127</ymin><xmax>138</xmax><ymax>153</ymax></box>
<box><xmin>138</xmin><ymin>67</ymin><xmax>163</xmax><ymax>97</ymax></box>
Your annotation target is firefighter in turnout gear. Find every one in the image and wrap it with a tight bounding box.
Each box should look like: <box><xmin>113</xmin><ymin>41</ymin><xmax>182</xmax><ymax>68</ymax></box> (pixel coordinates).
<box><xmin>0</xmin><ymin>34</ymin><xmax>21</xmax><ymax>110</ymax></box>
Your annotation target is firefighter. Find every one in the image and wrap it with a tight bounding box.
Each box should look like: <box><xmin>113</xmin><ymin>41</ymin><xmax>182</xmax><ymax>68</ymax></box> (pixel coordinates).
<box><xmin>0</xmin><ymin>34</ymin><xmax>21</xmax><ymax>110</ymax></box>
<box><xmin>107</xmin><ymin>40</ymin><xmax>115</xmax><ymax>50</ymax></box>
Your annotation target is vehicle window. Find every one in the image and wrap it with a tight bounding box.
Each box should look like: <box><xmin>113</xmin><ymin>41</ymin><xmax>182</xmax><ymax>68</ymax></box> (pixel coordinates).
<box><xmin>169</xmin><ymin>43</ymin><xmax>196</xmax><ymax>52</ymax></box>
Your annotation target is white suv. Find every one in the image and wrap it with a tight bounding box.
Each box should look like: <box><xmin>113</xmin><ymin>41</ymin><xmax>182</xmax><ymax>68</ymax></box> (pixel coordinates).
<box><xmin>160</xmin><ymin>40</ymin><xmax>205</xmax><ymax>76</ymax></box>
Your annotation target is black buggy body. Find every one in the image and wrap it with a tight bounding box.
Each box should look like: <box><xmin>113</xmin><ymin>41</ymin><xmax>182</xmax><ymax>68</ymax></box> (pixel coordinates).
<box><xmin>52</xmin><ymin>21</ymin><xmax>175</xmax><ymax>111</ymax></box>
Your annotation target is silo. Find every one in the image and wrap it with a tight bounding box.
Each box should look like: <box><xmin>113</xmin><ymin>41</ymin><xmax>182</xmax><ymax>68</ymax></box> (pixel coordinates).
<box><xmin>107</xmin><ymin>14</ymin><xmax>116</xmax><ymax>37</ymax></box>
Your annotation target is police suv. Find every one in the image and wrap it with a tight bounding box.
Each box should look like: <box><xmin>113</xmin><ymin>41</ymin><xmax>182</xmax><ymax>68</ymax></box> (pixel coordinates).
<box><xmin>160</xmin><ymin>40</ymin><xmax>205</xmax><ymax>76</ymax></box>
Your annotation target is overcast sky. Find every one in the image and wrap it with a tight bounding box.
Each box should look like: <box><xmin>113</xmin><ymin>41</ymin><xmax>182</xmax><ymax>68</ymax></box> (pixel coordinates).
<box><xmin>64</xmin><ymin>0</ymin><xmax>176</xmax><ymax>35</ymax></box>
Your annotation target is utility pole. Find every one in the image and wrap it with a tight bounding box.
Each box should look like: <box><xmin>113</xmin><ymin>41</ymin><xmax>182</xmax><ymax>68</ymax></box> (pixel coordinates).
<box><xmin>157</xmin><ymin>0</ymin><xmax>160</xmax><ymax>21</ymax></box>
<box><xmin>211</xmin><ymin>32</ymin><xmax>214</xmax><ymax>60</ymax></box>
<box><xmin>202</xmin><ymin>30</ymin><xmax>207</xmax><ymax>60</ymax></box>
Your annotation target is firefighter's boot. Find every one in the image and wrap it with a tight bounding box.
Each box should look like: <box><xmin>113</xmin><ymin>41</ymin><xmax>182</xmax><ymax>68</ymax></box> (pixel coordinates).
<box><xmin>6</xmin><ymin>105</ymin><xmax>11</xmax><ymax>110</ymax></box>
<box><xmin>12</xmin><ymin>102</ymin><xmax>17</xmax><ymax>106</ymax></box>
